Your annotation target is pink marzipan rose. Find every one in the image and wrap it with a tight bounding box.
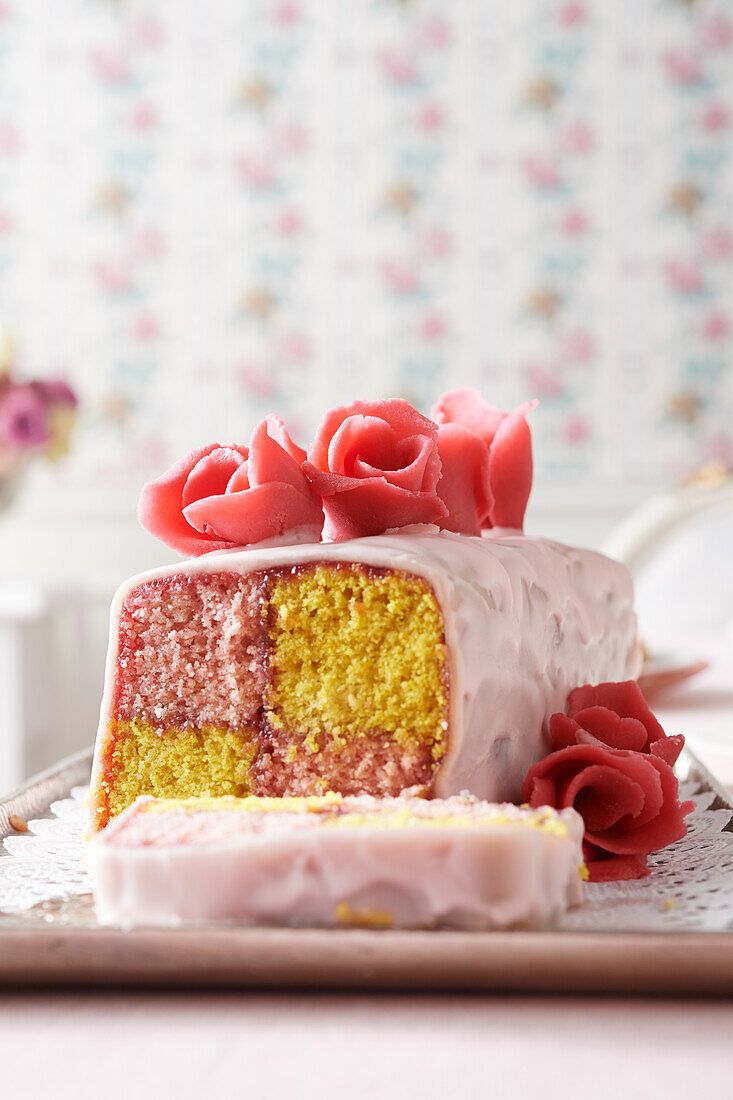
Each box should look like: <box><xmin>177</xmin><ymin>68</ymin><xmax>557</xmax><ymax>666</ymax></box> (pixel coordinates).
<box><xmin>302</xmin><ymin>399</ymin><xmax>446</xmax><ymax>541</ymax></box>
<box><xmin>431</xmin><ymin>388</ymin><xmax>537</xmax><ymax>530</ymax></box>
<box><xmin>138</xmin><ymin>416</ymin><xmax>322</xmax><ymax>556</ymax></box>
<box><xmin>434</xmin><ymin>423</ymin><xmax>492</xmax><ymax>535</ymax></box>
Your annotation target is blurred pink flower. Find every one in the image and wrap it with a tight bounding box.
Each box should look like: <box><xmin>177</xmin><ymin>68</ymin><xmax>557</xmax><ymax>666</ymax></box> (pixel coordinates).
<box><xmin>274</xmin><ymin>207</ymin><xmax>303</xmax><ymax>236</ymax></box>
<box><xmin>664</xmin><ymin>259</ymin><xmax>703</xmax><ymax>294</ymax></box>
<box><xmin>418</xmin><ymin>225</ymin><xmax>453</xmax><ymax>259</ymax></box>
<box><xmin>236</xmin><ymin>154</ymin><xmax>275</xmax><ymax>189</ymax></box>
<box><xmin>0</xmin><ymin>4</ymin><xmax>11</xmax><ymax>21</ymax></box>
<box><xmin>274</xmin><ymin>330</ymin><xmax>311</xmax><ymax>365</ymax></box>
<box><xmin>130</xmin><ymin>226</ymin><xmax>167</xmax><ymax>260</ymax></box>
<box><xmin>379</xmin><ymin>49</ymin><xmax>418</xmax><ymax>85</ymax></box>
<box><xmin>418</xmin><ymin>102</ymin><xmax>445</xmax><ymax>131</ymax></box>
<box><xmin>90</xmin><ymin>48</ymin><xmax>130</xmax><ymax>85</ymax></box>
<box><xmin>93</xmin><ymin>259</ymin><xmax>133</xmax><ymax>295</ymax></box>
<box><xmin>381</xmin><ymin>259</ymin><xmax>419</xmax><ymax>294</ymax></box>
<box><xmin>558</xmin><ymin>2</ymin><xmax>586</xmax><ymax>27</ymax></box>
<box><xmin>238</xmin><ymin>364</ymin><xmax>277</xmax><ymax>399</ymax></box>
<box><xmin>701</xmin><ymin>101</ymin><xmax>729</xmax><ymax>132</ymax></box>
<box><xmin>416</xmin><ymin>16</ymin><xmax>451</xmax><ymax>50</ymax></box>
<box><xmin>420</xmin><ymin>312</ymin><xmax>447</xmax><ymax>341</ymax></box>
<box><xmin>273</xmin><ymin>121</ymin><xmax>309</xmax><ymax>156</ymax></box>
<box><xmin>702</xmin><ymin>311</ymin><xmax>729</xmax><ymax>341</ymax></box>
<box><xmin>523</xmin><ymin>154</ymin><xmax>561</xmax><ymax>189</ymax></box>
<box><xmin>0</xmin><ymin>122</ymin><xmax>19</xmax><ymax>155</ymax></box>
<box><xmin>0</xmin><ymin>209</ymin><xmax>14</xmax><ymax>235</ymax></box>
<box><xmin>560</xmin><ymin>207</ymin><xmax>589</xmax><ymax>236</ymax></box>
<box><xmin>130</xmin><ymin>102</ymin><xmax>158</xmax><ymax>132</ymax></box>
<box><xmin>131</xmin><ymin>434</ymin><xmax>168</xmax><ymax>470</ymax></box>
<box><xmin>0</xmin><ymin>385</ymin><xmax>49</xmax><ymax>448</ymax></box>
<box><xmin>703</xmin><ymin>433</ymin><xmax>733</xmax><ymax>465</ymax></box>
<box><xmin>524</xmin><ymin>363</ymin><xmax>563</xmax><ymax>398</ymax></box>
<box><xmin>700</xmin><ymin>15</ymin><xmax>732</xmax><ymax>52</ymax></box>
<box><xmin>128</xmin><ymin>15</ymin><xmax>164</xmax><ymax>50</ymax></box>
<box><xmin>663</xmin><ymin>51</ymin><xmax>702</xmax><ymax>86</ymax></box>
<box><xmin>272</xmin><ymin>2</ymin><xmax>300</xmax><ymax>25</ymax></box>
<box><xmin>700</xmin><ymin>225</ymin><xmax>733</xmax><ymax>260</ymax></box>
<box><xmin>563</xmin><ymin>416</ymin><xmax>590</xmax><ymax>446</ymax></box>
<box><xmin>561</xmin><ymin>329</ymin><xmax>596</xmax><ymax>365</ymax></box>
<box><xmin>559</xmin><ymin>121</ymin><xmax>594</xmax><ymax>156</ymax></box>
<box><xmin>132</xmin><ymin>313</ymin><xmax>160</xmax><ymax>342</ymax></box>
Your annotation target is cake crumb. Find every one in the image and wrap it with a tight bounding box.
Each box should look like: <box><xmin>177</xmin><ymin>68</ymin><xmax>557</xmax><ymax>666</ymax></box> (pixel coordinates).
<box><xmin>664</xmin><ymin>898</ymin><xmax>675</xmax><ymax>910</ymax></box>
<box><xmin>335</xmin><ymin>902</ymin><xmax>394</xmax><ymax>928</ymax></box>
<box><xmin>8</xmin><ymin>814</ymin><xmax>29</xmax><ymax>833</ymax></box>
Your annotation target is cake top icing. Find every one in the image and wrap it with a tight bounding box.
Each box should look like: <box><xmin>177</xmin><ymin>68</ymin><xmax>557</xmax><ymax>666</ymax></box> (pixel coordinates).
<box><xmin>102</xmin><ymin>792</ymin><xmax>578</xmax><ymax>849</ymax></box>
<box><xmin>138</xmin><ymin>389</ymin><xmax>536</xmax><ymax>555</ymax></box>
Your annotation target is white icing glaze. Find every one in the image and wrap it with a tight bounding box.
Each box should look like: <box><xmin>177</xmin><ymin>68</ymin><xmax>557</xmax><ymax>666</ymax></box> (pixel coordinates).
<box><xmin>90</xmin><ymin>528</ymin><xmax>642</xmax><ymax>810</ymax></box>
<box><xmin>87</xmin><ymin>795</ymin><xmax>585</xmax><ymax>930</ymax></box>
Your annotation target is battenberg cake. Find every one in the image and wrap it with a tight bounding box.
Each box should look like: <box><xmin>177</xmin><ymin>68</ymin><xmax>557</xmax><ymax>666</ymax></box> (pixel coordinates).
<box><xmin>89</xmin><ymin>390</ymin><xmax>642</xmax><ymax>833</ymax></box>
<box><xmin>87</xmin><ymin>792</ymin><xmax>586</xmax><ymax>929</ymax></box>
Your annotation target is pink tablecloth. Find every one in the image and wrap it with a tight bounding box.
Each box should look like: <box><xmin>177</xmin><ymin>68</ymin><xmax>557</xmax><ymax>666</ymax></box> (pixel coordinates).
<box><xmin>0</xmin><ymin>992</ymin><xmax>731</xmax><ymax>1098</ymax></box>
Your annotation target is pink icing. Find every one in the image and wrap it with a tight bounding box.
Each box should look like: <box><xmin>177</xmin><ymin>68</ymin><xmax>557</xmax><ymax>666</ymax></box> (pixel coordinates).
<box><xmin>138</xmin><ymin>419</ymin><xmax>323</xmax><ymax>556</ymax></box>
<box><xmin>302</xmin><ymin>399</ymin><xmax>446</xmax><ymax>541</ymax></box>
<box><xmin>431</xmin><ymin>388</ymin><xmax>537</xmax><ymax>530</ymax></box>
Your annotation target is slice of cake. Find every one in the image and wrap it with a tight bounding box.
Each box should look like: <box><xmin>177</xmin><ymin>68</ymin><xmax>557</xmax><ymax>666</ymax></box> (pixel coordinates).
<box><xmin>89</xmin><ymin>528</ymin><xmax>641</xmax><ymax>831</ymax></box>
<box><xmin>87</xmin><ymin>792</ymin><xmax>586</xmax><ymax>929</ymax></box>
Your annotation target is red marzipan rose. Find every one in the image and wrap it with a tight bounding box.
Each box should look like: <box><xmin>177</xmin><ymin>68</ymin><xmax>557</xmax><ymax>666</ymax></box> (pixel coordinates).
<box><xmin>302</xmin><ymin>398</ymin><xmax>447</xmax><ymax>541</ymax></box>
<box><xmin>521</xmin><ymin>743</ymin><xmax>694</xmax><ymax>882</ymax></box>
<box><xmin>431</xmin><ymin>388</ymin><xmax>537</xmax><ymax>530</ymax></box>
<box><xmin>550</xmin><ymin>680</ymin><xmax>685</xmax><ymax>767</ymax></box>
<box><xmin>138</xmin><ymin>415</ymin><xmax>323</xmax><ymax>556</ymax></box>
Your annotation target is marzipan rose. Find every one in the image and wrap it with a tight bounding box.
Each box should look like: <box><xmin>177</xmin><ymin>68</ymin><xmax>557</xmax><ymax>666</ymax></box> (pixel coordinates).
<box><xmin>434</xmin><ymin>422</ymin><xmax>492</xmax><ymax>535</ymax></box>
<box><xmin>138</xmin><ymin>415</ymin><xmax>323</xmax><ymax>556</ymax></box>
<box><xmin>302</xmin><ymin>398</ymin><xmax>447</xmax><ymax>541</ymax></box>
<box><xmin>521</xmin><ymin>743</ymin><xmax>693</xmax><ymax>882</ymax></box>
<box><xmin>431</xmin><ymin>387</ymin><xmax>537</xmax><ymax>530</ymax></box>
<box><xmin>549</xmin><ymin>680</ymin><xmax>685</xmax><ymax>767</ymax></box>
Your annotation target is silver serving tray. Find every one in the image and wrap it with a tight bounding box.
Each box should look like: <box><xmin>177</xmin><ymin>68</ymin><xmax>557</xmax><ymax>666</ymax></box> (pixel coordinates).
<box><xmin>1</xmin><ymin>748</ymin><xmax>733</xmax><ymax>995</ymax></box>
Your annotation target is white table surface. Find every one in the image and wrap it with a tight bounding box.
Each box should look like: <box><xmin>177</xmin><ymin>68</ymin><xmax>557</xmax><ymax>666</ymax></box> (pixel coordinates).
<box><xmin>2</xmin><ymin>636</ymin><xmax>732</xmax><ymax>1097</ymax></box>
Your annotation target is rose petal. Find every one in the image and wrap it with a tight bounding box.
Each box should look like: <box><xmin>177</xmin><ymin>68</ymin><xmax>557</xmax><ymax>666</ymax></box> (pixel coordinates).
<box><xmin>585</xmin><ymin>852</ymin><xmax>650</xmax><ymax>882</ymax></box>
<box><xmin>329</xmin><ymin>415</ymin><xmax>399</xmax><ymax>478</ymax></box>
<box><xmin>548</xmin><ymin>712</ymin><xmax>582</xmax><ymax>750</ymax></box>
<box><xmin>651</xmin><ymin>735</ymin><xmax>685</xmax><ymax>766</ymax></box>
<box><xmin>567</xmin><ymin>681</ymin><xmax>667</xmax><ymax>748</ymax></box>
<box><xmin>488</xmin><ymin>402</ymin><xmax>537</xmax><ymax>529</ymax></box>
<box><xmin>247</xmin><ymin>418</ymin><xmax>315</xmax><ymax>498</ymax></box>
<box><xmin>434</xmin><ymin>423</ymin><xmax>492</xmax><ymax>535</ymax></box>
<box><xmin>227</xmin><ymin>465</ymin><xmax>250</xmax><ymax>493</ymax></box>
<box><xmin>265</xmin><ymin>413</ymin><xmax>307</xmax><ymax>465</ymax></box>
<box><xmin>182</xmin><ymin>446</ymin><xmax>249</xmax><ymax>508</ymax></box>
<box><xmin>572</xmin><ymin>707</ymin><xmax>650</xmax><ymax>752</ymax></box>
<box><xmin>431</xmin><ymin>387</ymin><xmax>506</xmax><ymax>446</ymax></box>
<box><xmin>184</xmin><ymin>482</ymin><xmax>323</xmax><ymax>545</ymax></box>
<box><xmin>562</xmin><ymin>763</ymin><xmax>647</xmax><ymax>832</ymax></box>
<box><xmin>353</xmin><ymin>433</ymin><xmax>436</xmax><ymax>491</ymax></box>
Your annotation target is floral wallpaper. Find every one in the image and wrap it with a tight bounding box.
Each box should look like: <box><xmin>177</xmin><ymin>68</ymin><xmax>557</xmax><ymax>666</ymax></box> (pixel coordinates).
<box><xmin>0</xmin><ymin>0</ymin><xmax>730</xmax><ymax>498</ymax></box>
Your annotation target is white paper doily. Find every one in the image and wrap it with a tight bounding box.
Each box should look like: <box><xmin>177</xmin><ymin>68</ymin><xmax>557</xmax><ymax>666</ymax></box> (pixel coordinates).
<box><xmin>1</xmin><ymin>780</ymin><xmax>733</xmax><ymax>931</ymax></box>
